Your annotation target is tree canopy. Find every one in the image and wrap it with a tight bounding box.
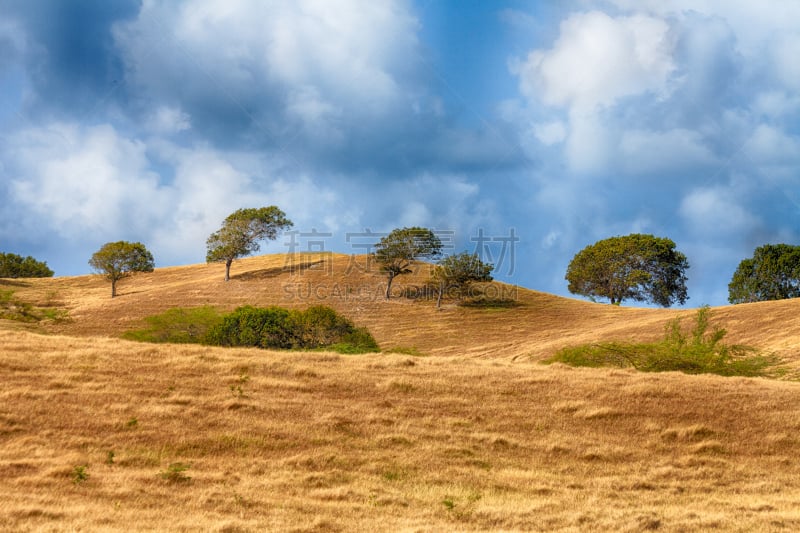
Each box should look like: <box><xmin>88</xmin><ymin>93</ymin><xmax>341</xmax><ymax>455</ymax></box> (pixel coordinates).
<box><xmin>565</xmin><ymin>234</ymin><xmax>689</xmax><ymax>307</ymax></box>
<box><xmin>432</xmin><ymin>252</ymin><xmax>494</xmax><ymax>307</ymax></box>
<box><xmin>89</xmin><ymin>241</ymin><xmax>155</xmax><ymax>298</ymax></box>
<box><xmin>206</xmin><ymin>206</ymin><xmax>293</xmax><ymax>281</ymax></box>
<box><xmin>0</xmin><ymin>252</ymin><xmax>54</xmax><ymax>278</ymax></box>
<box><xmin>728</xmin><ymin>244</ymin><xmax>800</xmax><ymax>303</ymax></box>
<box><xmin>373</xmin><ymin>227</ymin><xmax>442</xmax><ymax>299</ymax></box>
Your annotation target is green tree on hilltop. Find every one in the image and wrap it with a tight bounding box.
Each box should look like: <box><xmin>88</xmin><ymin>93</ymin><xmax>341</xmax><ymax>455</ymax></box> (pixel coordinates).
<box><xmin>89</xmin><ymin>241</ymin><xmax>155</xmax><ymax>298</ymax></box>
<box><xmin>206</xmin><ymin>207</ymin><xmax>293</xmax><ymax>281</ymax></box>
<box><xmin>373</xmin><ymin>227</ymin><xmax>443</xmax><ymax>299</ymax></box>
<box><xmin>432</xmin><ymin>252</ymin><xmax>493</xmax><ymax>308</ymax></box>
<box><xmin>565</xmin><ymin>234</ymin><xmax>689</xmax><ymax>307</ymax></box>
<box><xmin>728</xmin><ymin>244</ymin><xmax>800</xmax><ymax>303</ymax></box>
<box><xmin>0</xmin><ymin>252</ymin><xmax>54</xmax><ymax>278</ymax></box>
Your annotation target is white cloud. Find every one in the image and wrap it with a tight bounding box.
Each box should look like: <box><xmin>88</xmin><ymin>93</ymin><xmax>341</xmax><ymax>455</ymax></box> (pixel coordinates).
<box><xmin>564</xmin><ymin>110</ymin><xmax>612</xmax><ymax>174</ymax></box>
<box><xmin>532</xmin><ymin>120</ymin><xmax>566</xmax><ymax>146</ymax></box>
<box><xmin>541</xmin><ymin>230</ymin><xmax>561</xmax><ymax>249</ymax></box>
<box><xmin>146</xmin><ymin>106</ymin><xmax>191</xmax><ymax>134</ymax></box>
<box><xmin>8</xmin><ymin>123</ymin><xmax>167</xmax><ymax>240</ymax></box>
<box><xmin>770</xmin><ymin>32</ymin><xmax>800</xmax><ymax>90</ymax></box>
<box><xmin>114</xmin><ymin>0</ymin><xmax>422</xmax><ymax>127</ymax></box>
<box><xmin>619</xmin><ymin>128</ymin><xmax>716</xmax><ymax>175</ymax></box>
<box><xmin>752</xmin><ymin>91</ymin><xmax>800</xmax><ymax>119</ymax></box>
<box><xmin>285</xmin><ymin>85</ymin><xmax>344</xmax><ymax>146</ymax></box>
<box><xmin>513</xmin><ymin>11</ymin><xmax>675</xmax><ymax>111</ymax></box>
<box><xmin>679</xmin><ymin>187</ymin><xmax>760</xmax><ymax>236</ymax></box>
<box><xmin>4</xmin><ymin>121</ymin><xmax>356</xmax><ymax>267</ymax></box>
<box><xmin>142</xmin><ymin>140</ymin><xmax>354</xmax><ymax>264</ymax></box>
<box><xmin>609</xmin><ymin>1</ymin><xmax>800</xmax><ymax>56</ymax></box>
<box><xmin>744</xmin><ymin>125</ymin><xmax>800</xmax><ymax>165</ymax></box>
<box><xmin>375</xmin><ymin>173</ymin><xmax>483</xmax><ymax>234</ymax></box>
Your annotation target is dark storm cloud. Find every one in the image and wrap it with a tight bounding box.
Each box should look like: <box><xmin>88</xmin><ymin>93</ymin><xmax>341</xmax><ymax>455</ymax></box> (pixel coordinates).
<box><xmin>5</xmin><ymin>0</ymin><xmax>140</xmax><ymax>118</ymax></box>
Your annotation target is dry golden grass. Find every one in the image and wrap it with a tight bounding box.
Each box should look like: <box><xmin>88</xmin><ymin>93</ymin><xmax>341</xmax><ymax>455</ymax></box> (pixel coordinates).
<box><xmin>6</xmin><ymin>253</ymin><xmax>800</xmax><ymax>362</ymax></box>
<box><xmin>2</xmin><ymin>254</ymin><xmax>800</xmax><ymax>531</ymax></box>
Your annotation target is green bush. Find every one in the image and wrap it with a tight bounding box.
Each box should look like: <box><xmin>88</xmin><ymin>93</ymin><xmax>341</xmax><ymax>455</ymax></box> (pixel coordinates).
<box><xmin>204</xmin><ymin>306</ymin><xmax>296</xmax><ymax>349</ymax></box>
<box><xmin>545</xmin><ymin>306</ymin><xmax>783</xmax><ymax>378</ymax></box>
<box><xmin>122</xmin><ymin>306</ymin><xmax>223</xmax><ymax>344</ymax></box>
<box><xmin>204</xmin><ymin>305</ymin><xmax>379</xmax><ymax>353</ymax></box>
<box><xmin>330</xmin><ymin>327</ymin><xmax>381</xmax><ymax>354</ymax></box>
<box><xmin>293</xmin><ymin>305</ymin><xmax>354</xmax><ymax>348</ymax></box>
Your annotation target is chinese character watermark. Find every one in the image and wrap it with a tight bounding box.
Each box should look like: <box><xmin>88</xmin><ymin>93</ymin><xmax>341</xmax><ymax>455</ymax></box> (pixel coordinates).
<box><xmin>283</xmin><ymin>228</ymin><xmax>333</xmax><ymax>274</ymax></box>
<box><xmin>469</xmin><ymin>228</ymin><xmax>519</xmax><ymax>276</ymax></box>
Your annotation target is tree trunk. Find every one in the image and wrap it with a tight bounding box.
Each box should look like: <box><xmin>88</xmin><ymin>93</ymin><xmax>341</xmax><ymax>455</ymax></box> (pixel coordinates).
<box><xmin>436</xmin><ymin>282</ymin><xmax>443</xmax><ymax>308</ymax></box>
<box><xmin>111</xmin><ymin>278</ymin><xmax>117</xmax><ymax>298</ymax></box>
<box><xmin>385</xmin><ymin>273</ymin><xmax>395</xmax><ymax>299</ymax></box>
<box><xmin>225</xmin><ymin>259</ymin><xmax>233</xmax><ymax>282</ymax></box>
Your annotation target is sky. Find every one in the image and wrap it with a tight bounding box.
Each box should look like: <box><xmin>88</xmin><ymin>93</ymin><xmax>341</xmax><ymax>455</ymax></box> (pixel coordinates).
<box><xmin>1</xmin><ymin>0</ymin><xmax>799</xmax><ymax>307</ymax></box>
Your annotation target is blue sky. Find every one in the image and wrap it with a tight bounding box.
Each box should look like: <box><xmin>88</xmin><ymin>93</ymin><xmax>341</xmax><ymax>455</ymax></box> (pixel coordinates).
<box><xmin>1</xmin><ymin>0</ymin><xmax>799</xmax><ymax>307</ymax></box>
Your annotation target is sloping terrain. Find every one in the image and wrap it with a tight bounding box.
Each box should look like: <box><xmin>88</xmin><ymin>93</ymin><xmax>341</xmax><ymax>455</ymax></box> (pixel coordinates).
<box><xmin>5</xmin><ymin>252</ymin><xmax>800</xmax><ymax>362</ymax></box>
<box><xmin>2</xmin><ymin>253</ymin><xmax>800</xmax><ymax>531</ymax></box>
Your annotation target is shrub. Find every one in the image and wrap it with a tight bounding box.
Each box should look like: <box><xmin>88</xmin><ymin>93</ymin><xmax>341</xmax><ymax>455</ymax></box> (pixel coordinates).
<box><xmin>293</xmin><ymin>305</ymin><xmax>354</xmax><ymax>348</ymax></box>
<box><xmin>545</xmin><ymin>306</ymin><xmax>783</xmax><ymax>378</ymax></box>
<box><xmin>204</xmin><ymin>306</ymin><xmax>295</xmax><ymax>349</ymax></box>
<box><xmin>122</xmin><ymin>306</ymin><xmax>223</xmax><ymax>343</ymax></box>
<box><xmin>204</xmin><ymin>305</ymin><xmax>379</xmax><ymax>353</ymax></box>
<box><xmin>331</xmin><ymin>327</ymin><xmax>381</xmax><ymax>354</ymax></box>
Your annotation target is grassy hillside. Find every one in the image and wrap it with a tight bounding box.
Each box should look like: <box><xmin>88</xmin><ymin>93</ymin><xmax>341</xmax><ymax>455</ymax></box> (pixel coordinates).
<box><xmin>2</xmin><ymin>253</ymin><xmax>800</xmax><ymax>531</ymax></box>
<box><xmin>5</xmin><ymin>252</ymin><xmax>800</xmax><ymax>361</ymax></box>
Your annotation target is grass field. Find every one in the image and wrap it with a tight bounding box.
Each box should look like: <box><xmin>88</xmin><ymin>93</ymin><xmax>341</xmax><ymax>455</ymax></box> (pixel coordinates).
<box><xmin>2</xmin><ymin>254</ymin><xmax>800</xmax><ymax>531</ymax></box>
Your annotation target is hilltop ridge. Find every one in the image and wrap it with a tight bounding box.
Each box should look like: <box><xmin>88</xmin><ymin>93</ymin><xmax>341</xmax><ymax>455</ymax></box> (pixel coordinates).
<box><xmin>3</xmin><ymin>252</ymin><xmax>800</xmax><ymax>363</ymax></box>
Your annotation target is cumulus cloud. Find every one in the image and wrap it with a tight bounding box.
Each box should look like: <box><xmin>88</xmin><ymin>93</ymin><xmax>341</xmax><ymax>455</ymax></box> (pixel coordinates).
<box><xmin>532</xmin><ymin>121</ymin><xmax>566</xmax><ymax>146</ymax></box>
<box><xmin>618</xmin><ymin>128</ymin><xmax>717</xmax><ymax>176</ymax></box>
<box><xmin>7</xmin><ymin>123</ymin><xmax>167</xmax><ymax>240</ymax></box>
<box><xmin>679</xmin><ymin>186</ymin><xmax>761</xmax><ymax>237</ymax></box>
<box><xmin>512</xmin><ymin>11</ymin><xmax>675</xmax><ymax>111</ymax></box>
<box><xmin>112</xmin><ymin>1</ymin><xmax>424</xmax><ymax>155</ymax></box>
<box><xmin>1</xmin><ymin>121</ymin><xmax>361</xmax><ymax>267</ymax></box>
<box><xmin>146</xmin><ymin>106</ymin><xmax>192</xmax><ymax>134</ymax></box>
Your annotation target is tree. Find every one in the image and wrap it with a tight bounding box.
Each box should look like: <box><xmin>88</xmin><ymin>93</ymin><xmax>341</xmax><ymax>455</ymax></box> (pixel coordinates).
<box><xmin>565</xmin><ymin>234</ymin><xmax>689</xmax><ymax>307</ymax></box>
<box><xmin>0</xmin><ymin>252</ymin><xmax>54</xmax><ymax>278</ymax></box>
<box><xmin>373</xmin><ymin>227</ymin><xmax>443</xmax><ymax>299</ymax></box>
<box><xmin>431</xmin><ymin>252</ymin><xmax>494</xmax><ymax>308</ymax></box>
<box><xmin>89</xmin><ymin>241</ymin><xmax>155</xmax><ymax>298</ymax></box>
<box><xmin>206</xmin><ymin>207</ymin><xmax>293</xmax><ymax>281</ymax></box>
<box><xmin>728</xmin><ymin>244</ymin><xmax>800</xmax><ymax>303</ymax></box>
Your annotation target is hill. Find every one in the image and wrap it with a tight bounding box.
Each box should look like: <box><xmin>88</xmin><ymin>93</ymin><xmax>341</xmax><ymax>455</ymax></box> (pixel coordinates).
<box><xmin>2</xmin><ymin>253</ymin><xmax>800</xmax><ymax>531</ymax></box>
<box><xmin>5</xmin><ymin>252</ymin><xmax>800</xmax><ymax>361</ymax></box>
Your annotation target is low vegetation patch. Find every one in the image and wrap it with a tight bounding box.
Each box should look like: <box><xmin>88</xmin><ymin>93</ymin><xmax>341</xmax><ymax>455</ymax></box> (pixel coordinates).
<box><xmin>459</xmin><ymin>294</ymin><xmax>522</xmax><ymax>309</ymax></box>
<box><xmin>545</xmin><ymin>306</ymin><xmax>784</xmax><ymax>378</ymax></box>
<box><xmin>126</xmin><ymin>305</ymin><xmax>379</xmax><ymax>354</ymax></box>
<box><xmin>386</xmin><ymin>346</ymin><xmax>426</xmax><ymax>357</ymax></box>
<box><xmin>159</xmin><ymin>462</ymin><xmax>191</xmax><ymax>483</ymax></box>
<box><xmin>0</xmin><ymin>289</ymin><xmax>68</xmax><ymax>323</ymax></box>
<box><xmin>206</xmin><ymin>305</ymin><xmax>379</xmax><ymax>354</ymax></box>
<box><xmin>122</xmin><ymin>306</ymin><xmax>223</xmax><ymax>343</ymax></box>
